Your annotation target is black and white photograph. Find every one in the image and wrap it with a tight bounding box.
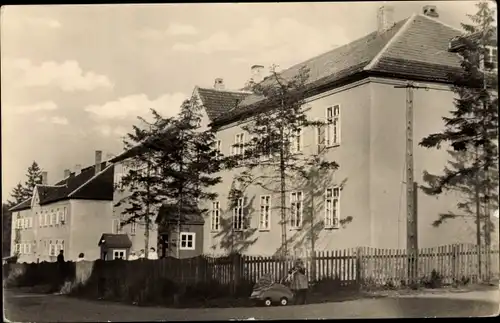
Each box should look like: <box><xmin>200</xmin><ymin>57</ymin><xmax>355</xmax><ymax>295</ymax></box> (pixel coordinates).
<box><xmin>1</xmin><ymin>1</ymin><xmax>499</xmax><ymax>321</ymax></box>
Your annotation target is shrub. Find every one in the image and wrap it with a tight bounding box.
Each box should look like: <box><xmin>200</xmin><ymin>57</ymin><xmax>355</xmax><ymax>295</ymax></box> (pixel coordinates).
<box><xmin>420</xmin><ymin>270</ymin><xmax>443</xmax><ymax>289</ymax></box>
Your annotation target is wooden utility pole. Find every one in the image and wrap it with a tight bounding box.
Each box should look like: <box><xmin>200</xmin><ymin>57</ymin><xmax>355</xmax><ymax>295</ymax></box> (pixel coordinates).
<box><xmin>394</xmin><ymin>81</ymin><xmax>428</xmax><ymax>284</ymax></box>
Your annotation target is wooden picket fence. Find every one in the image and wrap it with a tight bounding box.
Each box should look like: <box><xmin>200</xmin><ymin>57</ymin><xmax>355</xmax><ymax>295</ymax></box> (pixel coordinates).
<box><xmin>239</xmin><ymin>244</ymin><xmax>500</xmax><ymax>287</ymax></box>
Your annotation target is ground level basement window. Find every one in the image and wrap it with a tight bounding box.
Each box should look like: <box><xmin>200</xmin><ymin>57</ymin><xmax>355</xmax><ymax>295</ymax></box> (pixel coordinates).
<box><xmin>180</xmin><ymin>232</ymin><xmax>195</xmax><ymax>250</ymax></box>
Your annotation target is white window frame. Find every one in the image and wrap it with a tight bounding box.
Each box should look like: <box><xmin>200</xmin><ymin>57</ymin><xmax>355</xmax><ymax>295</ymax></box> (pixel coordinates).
<box><xmin>214</xmin><ymin>139</ymin><xmax>222</xmax><ymax>159</ymax></box>
<box><xmin>50</xmin><ymin>211</ymin><xmax>55</xmax><ymax>226</ymax></box>
<box><xmin>179</xmin><ymin>232</ymin><xmax>196</xmax><ymax>250</ymax></box>
<box><xmin>49</xmin><ymin>243</ymin><xmax>56</xmax><ymax>256</ymax></box>
<box><xmin>290</xmin><ymin>127</ymin><xmax>303</xmax><ymax>154</ymax></box>
<box><xmin>233</xmin><ymin>133</ymin><xmax>245</xmax><ymax>158</ymax></box>
<box><xmin>28</xmin><ymin>217</ymin><xmax>32</xmax><ymax>228</ymax></box>
<box><xmin>37</xmin><ymin>212</ymin><xmax>42</xmax><ymax>227</ymax></box>
<box><xmin>325</xmin><ymin>187</ymin><xmax>341</xmax><ymax>229</ymax></box>
<box><xmin>112</xmin><ymin>219</ymin><xmax>121</xmax><ymax>234</ymax></box>
<box><xmin>485</xmin><ymin>45</ymin><xmax>498</xmax><ymax>71</ymax></box>
<box><xmin>57</xmin><ymin>241</ymin><xmax>64</xmax><ymax>253</ymax></box>
<box><xmin>326</xmin><ymin>105</ymin><xmax>341</xmax><ymax>147</ymax></box>
<box><xmin>61</xmin><ymin>207</ymin><xmax>67</xmax><ymax>224</ymax></box>
<box><xmin>290</xmin><ymin>191</ymin><xmax>303</xmax><ymax>229</ymax></box>
<box><xmin>130</xmin><ymin>222</ymin><xmax>137</xmax><ymax>235</ymax></box>
<box><xmin>258</xmin><ymin>126</ymin><xmax>272</xmax><ymax>161</ymax></box>
<box><xmin>44</xmin><ymin>212</ymin><xmax>49</xmax><ymax>227</ymax></box>
<box><xmin>211</xmin><ymin>201</ymin><xmax>220</xmax><ymax>232</ymax></box>
<box><xmin>259</xmin><ymin>195</ymin><xmax>271</xmax><ymax>231</ymax></box>
<box><xmin>112</xmin><ymin>249</ymin><xmax>126</xmax><ymax>260</ymax></box>
<box><xmin>233</xmin><ymin>198</ymin><xmax>244</xmax><ymax>231</ymax></box>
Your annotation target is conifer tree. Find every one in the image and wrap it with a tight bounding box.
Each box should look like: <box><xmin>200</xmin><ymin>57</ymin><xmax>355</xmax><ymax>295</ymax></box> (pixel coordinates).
<box><xmin>23</xmin><ymin>161</ymin><xmax>43</xmax><ymax>198</ymax></box>
<box><xmin>229</xmin><ymin>65</ymin><xmax>339</xmax><ymax>257</ymax></box>
<box><xmin>419</xmin><ymin>1</ymin><xmax>497</xmax><ymax>278</ymax></box>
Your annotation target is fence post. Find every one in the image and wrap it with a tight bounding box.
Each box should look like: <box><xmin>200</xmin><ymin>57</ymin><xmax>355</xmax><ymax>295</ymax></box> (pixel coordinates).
<box><xmin>231</xmin><ymin>253</ymin><xmax>242</xmax><ymax>295</ymax></box>
<box><xmin>356</xmin><ymin>247</ymin><xmax>363</xmax><ymax>286</ymax></box>
<box><xmin>451</xmin><ymin>244</ymin><xmax>458</xmax><ymax>284</ymax></box>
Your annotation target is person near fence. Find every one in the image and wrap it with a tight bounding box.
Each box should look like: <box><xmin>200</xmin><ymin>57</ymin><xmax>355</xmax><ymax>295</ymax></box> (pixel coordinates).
<box><xmin>55</xmin><ymin>250</ymin><xmax>66</xmax><ymax>293</ymax></box>
<box><xmin>128</xmin><ymin>251</ymin><xmax>139</xmax><ymax>261</ymax></box>
<box><xmin>286</xmin><ymin>259</ymin><xmax>309</xmax><ymax>305</ymax></box>
<box><xmin>148</xmin><ymin>247</ymin><xmax>158</xmax><ymax>260</ymax></box>
<box><xmin>76</xmin><ymin>253</ymin><xmax>85</xmax><ymax>262</ymax></box>
<box><xmin>139</xmin><ymin>249</ymin><xmax>146</xmax><ymax>259</ymax></box>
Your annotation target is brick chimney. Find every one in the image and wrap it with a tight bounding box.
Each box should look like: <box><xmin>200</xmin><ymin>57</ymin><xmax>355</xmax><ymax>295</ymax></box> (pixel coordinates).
<box><xmin>75</xmin><ymin>164</ymin><xmax>82</xmax><ymax>175</ymax></box>
<box><xmin>214</xmin><ymin>78</ymin><xmax>225</xmax><ymax>90</ymax></box>
<box><xmin>41</xmin><ymin>171</ymin><xmax>48</xmax><ymax>185</ymax></box>
<box><xmin>64</xmin><ymin>169</ymin><xmax>70</xmax><ymax>178</ymax></box>
<box><xmin>95</xmin><ymin>150</ymin><xmax>103</xmax><ymax>175</ymax></box>
<box><xmin>377</xmin><ymin>5</ymin><xmax>395</xmax><ymax>34</ymax></box>
<box><xmin>250</xmin><ymin>65</ymin><xmax>264</xmax><ymax>84</ymax></box>
<box><xmin>423</xmin><ymin>5</ymin><xmax>439</xmax><ymax>18</ymax></box>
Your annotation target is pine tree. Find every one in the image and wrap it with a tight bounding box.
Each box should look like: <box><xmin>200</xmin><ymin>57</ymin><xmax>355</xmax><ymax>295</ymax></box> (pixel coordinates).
<box><xmin>149</xmin><ymin>99</ymin><xmax>222</xmax><ymax>257</ymax></box>
<box><xmin>23</xmin><ymin>161</ymin><xmax>43</xmax><ymax>199</ymax></box>
<box><xmin>419</xmin><ymin>1</ymin><xmax>497</xmax><ymax>278</ymax></box>
<box><xmin>10</xmin><ymin>182</ymin><xmax>27</xmax><ymax>206</ymax></box>
<box><xmin>228</xmin><ymin>65</ymin><xmax>339</xmax><ymax>258</ymax></box>
<box><xmin>115</xmin><ymin>110</ymin><xmax>176</xmax><ymax>258</ymax></box>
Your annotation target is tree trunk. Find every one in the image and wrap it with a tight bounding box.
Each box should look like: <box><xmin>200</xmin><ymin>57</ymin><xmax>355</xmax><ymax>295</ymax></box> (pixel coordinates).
<box><xmin>475</xmin><ymin>148</ymin><xmax>482</xmax><ymax>278</ymax></box>
<box><xmin>145</xmin><ymin>160</ymin><xmax>151</xmax><ymax>259</ymax></box>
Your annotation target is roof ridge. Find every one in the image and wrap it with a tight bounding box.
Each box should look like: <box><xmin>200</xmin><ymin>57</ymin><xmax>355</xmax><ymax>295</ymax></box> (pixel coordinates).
<box><xmin>8</xmin><ymin>197</ymin><xmax>32</xmax><ymax>212</ymax></box>
<box><xmin>364</xmin><ymin>14</ymin><xmax>416</xmax><ymax>71</ymax></box>
<box><xmin>197</xmin><ymin>87</ymin><xmax>253</xmax><ymax>94</ymax></box>
<box><xmin>67</xmin><ymin>164</ymin><xmax>113</xmax><ymax>198</ymax></box>
<box><xmin>417</xmin><ymin>13</ymin><xmax>462</xmax><ymax>33</ymax></box>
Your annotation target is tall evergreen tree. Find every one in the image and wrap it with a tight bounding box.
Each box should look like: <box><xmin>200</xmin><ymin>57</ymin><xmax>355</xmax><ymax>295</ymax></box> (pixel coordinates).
<box><xmin>23</xmin><ymin>161</ymin><xmax>43</xmax><ymax>199</ymax></box>
<box><xmin>116</xmin><ymin>110</ymin><xmax>176</xmax><ymax>258</ymax></box>
<box><xmin>419</xmin><ymin>1</ymin><xmax>497</xmax><ymax>277</ymax></box>
<box><xmin>228</xmin><ymin>65</ymin><xmax>339</xmax><ymax>257</ymax></box>
<box><xmin>149</xmin><ymin>99</ymin><xmax>222</xmax><ymax>257</ymax></box>
<box><xmin>9</xmin><ymin>182</ymin><xmax>27</xmax><ymax>206</ymax></box>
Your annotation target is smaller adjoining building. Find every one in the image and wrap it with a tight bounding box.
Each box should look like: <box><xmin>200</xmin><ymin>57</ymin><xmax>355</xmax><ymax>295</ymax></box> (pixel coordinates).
<box><xmin>157</xmin><ymin>204</ymin><xmax>204</xmax><ymax>259</ymax></box>
<box><xmin>98</xmin><ymin>233</ymin><xmax>132</xmax><ymax>260</ymax></box>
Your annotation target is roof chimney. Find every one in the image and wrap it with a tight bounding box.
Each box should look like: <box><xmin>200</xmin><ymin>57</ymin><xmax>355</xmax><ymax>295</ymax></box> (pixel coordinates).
<box><xmin>64</xmin><ymin>169</ymin><xmax>70</xmax><ymax>178</ymax></box>
<box><xmin>214</xmin><ymin>78</ymin><xmax>225</xmax><ymax>90</ymax></box>
<box><xmin>377</xmin><ymin>5</ymin><xmax>395</xmax><ymax>34</ymax></box>
<box><xmin>75</xmin><ymin>164</ymin><xmax>82</xmax><ymax>175</ymax></box>
<box><xmin>95</xmin><ymin>150</ymin><xmax>102</xmax><ymax>175</ymax></box>
<box><xmin>423</xmin><ymin>5</ymin><xmax>439</xmax><ymax>18</ymax></box>
<box><xmin>250</xmin><ymin>65</ymin><xmax>265</xmax><ymax>84</ymax></box>
<box><xmin>41</xmin><ymin>171</ymin><xmax>48</xmax><ymax>185</ymax></box>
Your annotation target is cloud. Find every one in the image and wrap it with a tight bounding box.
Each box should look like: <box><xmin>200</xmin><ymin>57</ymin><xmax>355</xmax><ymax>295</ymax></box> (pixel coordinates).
<box><xmin>172</xmin><ymin>17</ymin><xmax>349</xmax><ymax>66</ymax></box>
<box><xmin>166</xmin><ymin>23</ymin><xmax>198</xmax><ymax>36</ymax></box>
<box><xmin>2</xmin><ymin>12</ymin><xmax>61</xmax><ymax>30</ymax></box>
<box><xmin>138</xmin><ymin>23</ymin><xmax>198</xmax><ymax>40</ymax></box>
<box><xmin>96</xmin><ymin>125</ymin><xmax>128</xmax><ymax>137</ymax></box>
<box><xmin>2</xmin><ymin>58</ymin><xmax>114</xmax><ymax>92</ymax></box>
<box><xmin>84</xmin><ymin>93</ymin><xmax>187</xmax><ymax>120</ymax></box>
<box><xmin>12</xmin><ymin>101</ymin><xmax>58</xmax><ymax>114</ymax></box>
<box><xmin>38</xmin><ymin>116</ymin><xmax>69</xmax><ymax>126</ymax></box>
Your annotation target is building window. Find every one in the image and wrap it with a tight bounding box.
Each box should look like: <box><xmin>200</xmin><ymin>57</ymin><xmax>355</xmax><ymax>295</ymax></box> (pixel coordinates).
<box><xmin>130</xmin><ymin>222</ymin><xmax>137</xmax><ymax>235</ymax></box>
<box><xmin>112</xmin><ymin>219</ymin><xmax>121</xmax><ymax>234</ymax></box>
<box><xmin>325</xmin><ymin>187</ymin><xmax>340</xmax><ymax>229</ymax></box>
<box><xmin>233</xmin><ymin>198</ymin><xmax>244</xmax><ymax>231</ymax></box>
<box><xmin>290</xmin><ymin>127</ymin><xmax>303</xmax><ymax>154</ymax></box>
<box><xmin>57</xmin><ymin>240</ymin><xmax>64</xmax><ymax>253</ymax></box>
<box><xmin>44</xmin><ymin>212</ymin><xmax>49</xmax><ymax>226</ymax></box>
<box><xmin>258</xmin><ymin>126</ymin><xmax>272</xmax><ymax>160</ymax></box>
<box><xmin>214</xmin><ymin>140</ymin><xmax>222</xmax><ymax>159</ymax></box>
<box><xmin>326</xmin><ymin>105</ymin><xmax>341</xmax><ymax>146</ymax></box>
<box><xmin>49</xmin><ymin>243</ymin><xmax>56</xmax><ymax>256</ymax></box>
<box><xmin>232</xmin><ymin>133</ymin><xmax>245</xmax><ymax>159</ymax></box>
<box><xmin>211</xmin><ymin>201</ymin><xmax>220</xmax><ymax>232</ymax></box>
<box><xmin>485</xmin><ymin>46</ymin><xmax>498</xmax><ymax>70</ymax></box>
<box><xmin>28</xmin><ymin>217</ymin><xmax>33</xmax><ymax>228</ymax></box>
<box><xmin>290</xmin><ymin>192</ymin><xmax>303</xmax><ymax>229</ymax></box>
<box><xmin>61</xmin><ymin>207</ymin><xmax>67</xmax><ymax>224</ymax></box>
<box><xmin>37</xmin><ymin>212</ymin><xmax>41</xmax><ymax>227</ymax></box>
<box><xmin>260</xmin><ymin>195</ymin><xmax>271</xmax><ymax>230</ymax></box>
<box><xmin>50</xmin><ymin>211</ymin><xmax>55</xmax><ymax>226</ymax></box>
<box><xmin>180</xmin><ymin>232</ymin><xmax>196</xmax><ymax>250</ymax></box>
<box><xmin>113</xmin><ymin>249</ymin><xmax>126</xmax><ymax>260</ymax></box>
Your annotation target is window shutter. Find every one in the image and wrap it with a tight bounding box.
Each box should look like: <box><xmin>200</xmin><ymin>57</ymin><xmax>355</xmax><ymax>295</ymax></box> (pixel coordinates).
<box><xmin>317</xmin><ymin>124</ymin><xmax>326</xmax><ymax>154</ymax></box>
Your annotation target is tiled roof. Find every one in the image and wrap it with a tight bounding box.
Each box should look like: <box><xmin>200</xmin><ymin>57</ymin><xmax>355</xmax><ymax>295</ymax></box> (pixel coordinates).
<box><xmin>10</xmin><ymin>162</ymin><xmax>114</xmax><ymax>211</ymax></box>
<box><xmin>98</xmin><ymin>233</ymin><xmax>133</xmax><ymax>249</ymax></box>
<box><xmin>157</xmin><ymin>204</ymin><xmax>205</xmax><ymax>225</ymax></box>
<box><xmin>9</xmin><ymin>198</ymin><xmax>32</xmax><ymax>212</ymax></box>
<box><xmin>207</xmin><ymin>14</ymin><xmax>468</xmax><ymax>126</ymax></box>
<box><xmin>196</xmin><ymin>87</ymin><xmax>252</xmax><ymax>121</ymax></box>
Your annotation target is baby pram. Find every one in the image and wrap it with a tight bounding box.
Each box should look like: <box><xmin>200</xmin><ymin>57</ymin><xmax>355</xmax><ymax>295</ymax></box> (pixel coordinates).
<box><xmin>249</xmin><ymin>272</ymin><xmax>294</xmax><ymax>306</ymax></box>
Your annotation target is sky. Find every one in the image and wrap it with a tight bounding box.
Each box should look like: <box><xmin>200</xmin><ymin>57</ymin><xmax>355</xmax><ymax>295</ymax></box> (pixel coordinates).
<box><xmin>0</xmin><ymin>1</ymin><xmax>488</xmax><ymax>201</ymax></box>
